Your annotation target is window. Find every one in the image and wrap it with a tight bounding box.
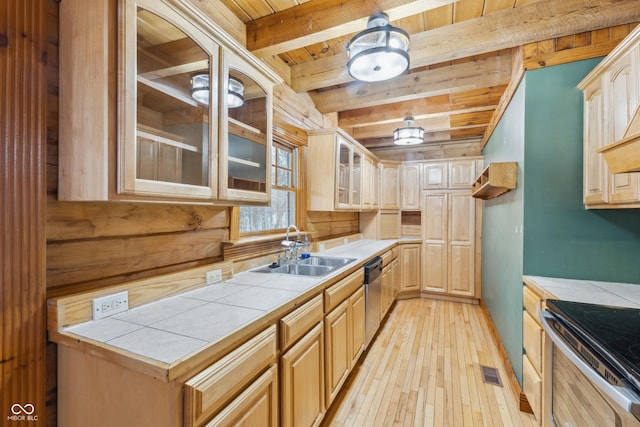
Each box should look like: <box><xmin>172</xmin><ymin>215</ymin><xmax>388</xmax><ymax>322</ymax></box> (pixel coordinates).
<box><xmin>239</xmin><ymin>142</ymin><xmax>297</xmax><ymax>233</ymax></box>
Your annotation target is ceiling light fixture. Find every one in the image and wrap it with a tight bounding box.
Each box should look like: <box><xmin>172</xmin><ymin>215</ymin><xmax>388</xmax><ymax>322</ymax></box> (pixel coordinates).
<box><xmin>190</xmin><ymin>73</ymin><xmax>209</xmax><ymax>105</ymax></box>
<box><xmin>394</xmin><ymin>117</ymin><xmax>424</xmax><ymax>145</ymax></box>
<box><xmin>347</xmin><ymin>12</ymin><xmax>410</xmax><ymax>82</ymax></box>
<box><xmin>190</xmin><ymin>74</ymin><xmax>244</xmax><ymax>108</ymax></box>
<box><xmin>227</xmin><ymin>77</ymin><xmax>244</xmax><ymax>108</ymax></box>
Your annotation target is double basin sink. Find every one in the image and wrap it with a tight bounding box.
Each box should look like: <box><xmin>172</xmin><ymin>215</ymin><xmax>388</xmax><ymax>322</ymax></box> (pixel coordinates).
<box><xmin>253</xmin><ymin>256</ymin><xmax>357</xmax><ymax>277</ymax></box>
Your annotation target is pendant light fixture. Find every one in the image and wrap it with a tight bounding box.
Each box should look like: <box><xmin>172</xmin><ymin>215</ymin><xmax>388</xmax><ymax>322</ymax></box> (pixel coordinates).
<box><xmin>190</xmin><ymin>73</ymin><xmax>209</xmax><ymax>105</ymax></box>
<box><xmin>227</xmin><ymin>77</ymin><xmax>244</xmax><ymax>108</ymax></box>
<box><xmin>347</xmin><ymin>13</ymin><xmax>410</xmax><ymax>82</ymax></box>
<box><xmin>393</xmin><ymin>117</ymin><xmax>424</xmax><ymax>145</ymax></box>
<box><xmin>190</xmin><ymin>74</ymin><xmax>245</xmax><ymax>108</ymax></box>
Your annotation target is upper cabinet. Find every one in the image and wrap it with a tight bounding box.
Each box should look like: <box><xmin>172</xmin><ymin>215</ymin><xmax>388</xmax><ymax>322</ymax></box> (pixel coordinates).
<box><xmin>579</xmin><ymin>25</ymin><xmax>640</xmax><ymax>208</ymax></box>
<box><xmin>307</xmin><ymin>129</ymin><xmax>378</xmax><ymax>212</ymax></box>
<box><xmin>59</xmin><ymin>0</ymin><xmax>280</xmax><ymax>204</ymax></box>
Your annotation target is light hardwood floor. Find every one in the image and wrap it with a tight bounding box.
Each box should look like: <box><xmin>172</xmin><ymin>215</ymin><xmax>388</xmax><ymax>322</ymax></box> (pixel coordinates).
<box><xmin>322</xmin><ymin>298</ymin><xmax>538</xmax><ymax>427</ymax></box>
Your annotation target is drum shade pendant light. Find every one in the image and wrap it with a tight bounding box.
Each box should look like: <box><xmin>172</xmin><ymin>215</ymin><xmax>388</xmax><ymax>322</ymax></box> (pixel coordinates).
<box><xmin>347</xmin><ymin>13</ymin><xmax>410</xmax><ymax>82</ymax></box>
<box><xmin>227</xmin><ymin>77</ymin><xmax>244</xmax><ymax>108</ymax></box>
<box><xmin>190</xmin><ymin>74</ymin><xmax>244</xmax><ymax>108</ymax></box>
<box><xmin>393</xmin><ymin>117</ymin><xmax>424</xmax><ymax>145</ymax></box>
<box><xmin>190</xmin><ymin>73</ymin><xmax>209</xmax><ymax>105</ymax></box>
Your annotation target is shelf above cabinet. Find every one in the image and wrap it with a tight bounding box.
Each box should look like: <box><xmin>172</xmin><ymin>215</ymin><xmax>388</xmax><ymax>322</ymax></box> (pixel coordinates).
<box><xmin>472</xmin><ymin>162</ymin><xmax>517</xmax><ymax>200</ymax></box>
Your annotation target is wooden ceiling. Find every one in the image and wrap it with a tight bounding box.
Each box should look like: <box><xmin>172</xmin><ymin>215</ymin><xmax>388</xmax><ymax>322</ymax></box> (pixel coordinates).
<box><xmin>218</xmin><ymin>0</ymin><xmax>640</xmax><ymax>160</ymax></box>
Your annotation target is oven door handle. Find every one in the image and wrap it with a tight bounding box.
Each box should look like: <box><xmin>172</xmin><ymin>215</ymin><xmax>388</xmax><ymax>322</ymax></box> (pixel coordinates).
<box><xmin>540</xmin><ymin>311</ymin><xmax>640</xmax><ymax>419</ymax></box>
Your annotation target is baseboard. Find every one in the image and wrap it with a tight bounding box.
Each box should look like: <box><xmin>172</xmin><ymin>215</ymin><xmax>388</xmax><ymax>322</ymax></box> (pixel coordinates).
<box><xmin>479</xmin><ymin>300</ymin><xmax>534</xmax><ymax>415</ymax></box>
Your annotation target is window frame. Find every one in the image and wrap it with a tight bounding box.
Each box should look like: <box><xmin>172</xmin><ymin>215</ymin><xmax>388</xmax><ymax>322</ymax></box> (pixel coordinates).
<box><xmin>232</xmin><ymin>139</ymin><xmax>302</xmax><ymax>238</ymax></box>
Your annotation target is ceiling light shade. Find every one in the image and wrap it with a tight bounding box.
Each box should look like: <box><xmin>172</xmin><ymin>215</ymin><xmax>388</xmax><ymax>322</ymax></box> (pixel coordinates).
<box><xmin>347</xmin><ymin>13</ymin><xmax>410</xmax><ymax>82</ymax></box>
<box><xmin>393</xmin><ymin>117</ymin><xmax>424</xmax><ymax>145</ymax></box>
<box><xmin>227</xmin><ymin>77</ymin><xmax>244</xmax><ymax>108</ymax></box>
<box><xmin>190</xmin><ymin>73</ymin><xmax>210</xmax><ymax>105</ymax></box>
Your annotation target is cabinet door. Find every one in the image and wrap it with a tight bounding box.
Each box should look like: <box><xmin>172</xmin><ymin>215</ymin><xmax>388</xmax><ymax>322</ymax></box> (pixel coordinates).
<box><xmin>206</xmin><ymin>364</ymin><xmax>278</xmax><ymax>427</ymax></box>
<box><xmin>401</xmin><ymin>163</ymin><xmax>421</xmax><ymax>210</ymax></box>
<box><xmin>281</xmin><ymin>323</ymin><xmax>325</xmax><ymax>427</ymax></box>
<box><xmin>422</xmin><ymin>162</ymin><xmax>447</xmax><ymax>189</ymax></box>
<box><xmin>400</xmin><ymin>244</ymin><xmax>421</xmax><ymax>292</ymax></box>
<box><xmin>448</xmin><ymin>192</ymin><xmax>475</xmax><ymax>297</ymax></box>
<box><xmin>423</xmin><ymin>193</ymin><xmax>447</xmax><ymax>293</ymax></box>
<box><xmin>119</xmin><ymin>2</ymin><xmax>219</xmax><ymax>200</ymax></box>
<box><xmin>324</xmin><ymin>300</ymin><xmax>350</xmax><ymax>406</ymax></box>
<box><xmin>336</xmin><ymin>138</ymin><xmax>352</xmax><ymax>209</ymax></box>
<box><xmin>607</xmin><ymin>53</ymin><xmax>640</xmax><ymax>203</ymax></box>
<box><xmin>583</xmin><ymin>87</ymin><xmax>609</xmax><ymax>205</ymax></box>
<box><xmin>220</xmin><ymin>51</ymin><xmax>273</xmax><ymax>203</ymax></box>
<box><xmin>381</xmin><ymin>265</ymin><xmax>392</xmax><ymax>316</ymax></box>
<box><xmin>352</xmin><ymin>150</ymin><xmax>362</xmax><ymax>208</ymax></box>
<box><xmin>349</xmin><ymin>287</ymin><xmax>366</xmax><ymax>367</ymax></box>
<box><xmin>392</xmin><ymin>258</ymin><xmax>400</xmax><ymax>299</ymax></box>
<box><xmin>449</xmin><ymin>160</ymin><xmax>476</xmax><ymax>188</ymax></box>
<box><xmin>381</xmin><ymin>163</ymin><xmax>400</xmax><ymax>209</ymax></box>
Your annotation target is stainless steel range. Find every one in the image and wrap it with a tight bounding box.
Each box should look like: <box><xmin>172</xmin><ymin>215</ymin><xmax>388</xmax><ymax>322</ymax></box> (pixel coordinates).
<box><xmin>541</xmin><ymin>299</ymin><xmax>640</xmax><ymax>426</ymax></box>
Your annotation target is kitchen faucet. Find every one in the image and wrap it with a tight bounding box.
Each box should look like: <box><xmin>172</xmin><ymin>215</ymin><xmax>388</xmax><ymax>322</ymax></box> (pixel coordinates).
<box><xmin>282</xmin><ymin>225</ymin><xmax>302</xmax><ymax>262</ymax></box>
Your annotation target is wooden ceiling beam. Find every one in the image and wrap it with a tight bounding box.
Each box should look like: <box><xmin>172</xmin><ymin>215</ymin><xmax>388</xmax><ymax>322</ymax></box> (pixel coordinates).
<box><xmin>246</xmin><ymin>0</ymin><xmax>458</xmax><ymax>57</ymax></box>
<box><xmin>338</xmin><ymin>85</ymin><xmax>506</xmax><ymax>128</ymax></box>
<box><xmin>310</xmin><ymin>54</ymin><xmax>512</xmax><ymax>113</ymax></box>
<box><xmin>291</xmin><ymin>0</ymin><xmax>640</xmax><ymax>92</ymax></box>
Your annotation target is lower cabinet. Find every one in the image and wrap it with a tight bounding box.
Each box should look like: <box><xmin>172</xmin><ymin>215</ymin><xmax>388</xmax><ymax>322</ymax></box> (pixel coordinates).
<box><xmin>522</xmin><ymin>283</ymin><xmax>544</xmax><ymax>426</ymax></box>
<box><xmin>399</xmin><ymin>243</ymin><xmax>421</xmax><ymax>294</ymax></box>
<box><xmin>205</xmin><ymin>365</ymin><xmax>279</xmax><ymax>427</ymax></box>
<box><xmin>184</xmin><ymin>326</ymin><xmax>278</xmax><ymax>427</ymax></box>
<box><xmin>281</xmin><ymin>323</ymin><xmax>325</xmax><ymax>427</ymax></box>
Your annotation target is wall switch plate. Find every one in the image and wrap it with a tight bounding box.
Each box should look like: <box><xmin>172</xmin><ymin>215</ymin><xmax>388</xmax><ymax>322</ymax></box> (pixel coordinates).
<box><xmin>92</xmin><ymin>291</ymin><xmax>129</xmax><ymax>320</ymax></box>
<box><xmin>205</xmin><ymin>269</ymin><xmax>222</xmax><ymax>285</ymax></box>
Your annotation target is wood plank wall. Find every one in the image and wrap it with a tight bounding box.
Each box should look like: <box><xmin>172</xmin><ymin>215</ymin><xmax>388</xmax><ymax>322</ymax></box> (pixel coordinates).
<box><xmin>305</xmin><ymin>211</ymin><xmax>360</xmax><ymax>240</ymax></box>
<box><xmin>1</xmin><ymin>0</ymin><xmax>48</xmax><ymax>425</ymax></box>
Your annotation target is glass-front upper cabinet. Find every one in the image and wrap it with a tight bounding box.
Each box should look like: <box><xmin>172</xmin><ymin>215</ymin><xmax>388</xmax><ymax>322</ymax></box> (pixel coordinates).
<box><xmin>119</xmin><ymin>0</ymin><xmax>219</xmax><ymax>200</ymax></box>
<box><xmin>352</xmin><ymin>150</ymin><xmax>362</xmax><ymax>208</ymax></box>
<box><xmin>219</xmin><ymin>51</ymin><xmax>274</xmax><ymax>203</ymax></box>
<box><xmin>337</xmin><ymin>137</ymin><xmax>352</xmax><ymax>209</ymax></box>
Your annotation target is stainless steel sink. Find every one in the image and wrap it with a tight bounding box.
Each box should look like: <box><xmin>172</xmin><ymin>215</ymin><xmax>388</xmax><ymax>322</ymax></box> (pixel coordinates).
<box><xmin>252</xmin><ymin>256</ymin><xmax>357</xmax><ymax>277</ymax></box>
<box><xmin>298</xmin><ymin>256</ymin><xmax>357</xmax><ymax>268</ymax></box>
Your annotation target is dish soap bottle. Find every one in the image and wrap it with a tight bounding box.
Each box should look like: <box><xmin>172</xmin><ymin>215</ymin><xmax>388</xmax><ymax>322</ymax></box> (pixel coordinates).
<box><xmin>300</xmin><ymin>234</ymin><xmax>311</xmax><ymax>259</ymax></box>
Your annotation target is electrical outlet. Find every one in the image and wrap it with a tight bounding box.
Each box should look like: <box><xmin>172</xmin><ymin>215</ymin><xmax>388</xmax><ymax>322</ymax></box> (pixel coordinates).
<box><xmin>205</xmin><ymin>269</ymin><xmax>222</xmax><ymax>285</ymax></box>
<box><xmin>92</xmin><ymin>291</ymin><xmax>129</xmax><ymax>320</ymax></box>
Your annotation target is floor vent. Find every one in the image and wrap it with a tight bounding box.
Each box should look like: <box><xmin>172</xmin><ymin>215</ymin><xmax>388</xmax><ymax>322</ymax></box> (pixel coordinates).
<box><xmin>480</xmin><ymin>365</ymin><xmax>503</xmax><ymax>387</ymax></box>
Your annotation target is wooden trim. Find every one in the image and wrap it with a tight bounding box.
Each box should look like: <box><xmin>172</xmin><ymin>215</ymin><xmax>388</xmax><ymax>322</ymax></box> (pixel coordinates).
<box><xmin>479</xmin><ymin>300</ymin><xmax>534</xmax><ymax>414</ymax></box>
<box><xmin>1</xmin><ymin>0</ymin><xmax>48</xmax><ymax>422</ymax></box>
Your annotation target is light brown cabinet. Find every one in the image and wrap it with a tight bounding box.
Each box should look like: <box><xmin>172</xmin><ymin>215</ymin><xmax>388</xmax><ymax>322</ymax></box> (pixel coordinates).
<box><xmin>380</xmin><ymin>162</ymin><xmax>401</xmax><ymax>209</ymax></box>
<box><xmin>281</xmin><ymin>323</ymin><xmax>325</xmax><ymax>427</ymax></box>
<box><xmin>323</xmin><ymin>270</ymin><xmax>365</xmax><ymax>407</ymax></box>
<box><xmin>59</xmin><ymin>0</ymin><xmax>280</xmax><ymax>204</ymax></box>
<box><xmin>399</xmin><ymin>243</ymin><xmax>421</xmax><ymax>294</ymax></box>
<box><xmin>522</xmin><ymin>284</ymin><xmax>545</xmax><ymax>426</ymax></box>
<box><xmin>307</xmin><ymin>129</ymin><xmax>379</xmax><ymax>211</ymax></box>
<box><xmin>422</xmin><ymin>191</ymin><xmax>477</xmax><ymax>298</ymax></box>
<box><xmin>579</xmin><ymin>25</ymin><xmax>640</xmax><ymax>208</ymax></box>
<box><xmin>401</xmin><ymin>163</ymin><xmax>421</xmax><ymax>210</ymax></box>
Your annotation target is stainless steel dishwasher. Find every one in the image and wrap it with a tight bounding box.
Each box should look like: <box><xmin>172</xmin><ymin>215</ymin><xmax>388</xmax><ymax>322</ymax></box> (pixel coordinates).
<box><xmin>364</xmin><ymin>256</ymin><xmax>383</xmax><ymax>348</ymax></box>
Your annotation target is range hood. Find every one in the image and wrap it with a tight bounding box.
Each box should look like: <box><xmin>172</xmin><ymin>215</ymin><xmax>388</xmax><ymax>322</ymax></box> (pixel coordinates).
<box><xmin>598</xmin><ymin>105</ymin><xmax>640</xmax><ymax>174</ymax></box>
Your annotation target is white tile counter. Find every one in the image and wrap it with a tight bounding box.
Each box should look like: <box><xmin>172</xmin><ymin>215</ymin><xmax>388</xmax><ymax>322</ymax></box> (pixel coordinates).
<box><xmin>63</xmin><ymin>239</ymin><xmax>397</xmax><ymax>369</ymax></box>
<box><xmin>524</xmin><ymin>275</ymin><xmax>640</xmax><ymax>308</ymax></box>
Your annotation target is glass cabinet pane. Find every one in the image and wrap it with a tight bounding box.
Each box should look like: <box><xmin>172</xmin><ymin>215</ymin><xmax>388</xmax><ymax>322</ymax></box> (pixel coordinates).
<box><xmin>338</xmin><ymin>139</ymin><xmax>351</xmax><ymax>206</ymax></box>
<box><xmin>135</xmin><ymin>8</ymin><xmax>211</xmax><ymax>188</ymax></box>
<box><xmin>226</xmin><ymin>69</ymin><xmax>268</xmax><ymax>194</ymax></box>
<box><xmin>352</xmin><ymin>151</ymin><xmax>362</xmax><ymax>206</ymax></box>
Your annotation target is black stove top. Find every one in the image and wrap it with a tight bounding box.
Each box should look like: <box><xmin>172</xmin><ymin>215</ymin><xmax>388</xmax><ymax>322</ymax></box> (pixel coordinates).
<box><xmin>546</xmin><ymin>299</ymin><xmax>640</xmax><ymax>391</ymax></box>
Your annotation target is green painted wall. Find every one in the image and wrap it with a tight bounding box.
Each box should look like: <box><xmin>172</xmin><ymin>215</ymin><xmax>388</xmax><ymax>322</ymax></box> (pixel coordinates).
<box><xmin>523</xmin><ymin>59</ymin><xmax>640</xmax><ymax>282</ymax></box>
<box><xmin>482</xmin><ymin>58</ymin><xmax>640</xmax><ymax>386</ymax></box>
<box><xmin>481</xmin><ymin>78</ymin><xmax>526</xmax><ymax>384</ymax></box>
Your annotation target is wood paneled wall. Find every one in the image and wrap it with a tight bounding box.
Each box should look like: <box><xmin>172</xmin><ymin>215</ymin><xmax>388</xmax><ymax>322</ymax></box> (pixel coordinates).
<box><xmin>1</xmin><ymin>0</ymin><xmax>48</xmax><ymax>424</ymax></box>
<box><xmin>305</xmin><ymin>211</ymin><xmax>360</xmax><ymax>241</ymax></box>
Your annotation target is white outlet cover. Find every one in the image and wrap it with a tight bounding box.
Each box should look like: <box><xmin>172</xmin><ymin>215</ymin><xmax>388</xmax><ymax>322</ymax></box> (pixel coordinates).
<box><xmin>92</xmin><ymin>291</ymin><xmax>129</xmax><ymax>320</ymax></box>
<box><xmin>206</xmin><ymin>269</ymin><xmax>222</xmax><ymax>285</ymax></box>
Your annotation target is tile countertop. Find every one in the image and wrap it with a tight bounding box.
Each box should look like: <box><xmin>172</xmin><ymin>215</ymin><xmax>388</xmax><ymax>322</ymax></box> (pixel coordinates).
<box><xmin>524</xmin><ymin>275</ymin><xmax>640</xmax><ymax>308</ymax></box>
<box><xmin>63</xmin><ymin>239</ymin><xmax>397</xmax><ymax>376</ymax></box>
